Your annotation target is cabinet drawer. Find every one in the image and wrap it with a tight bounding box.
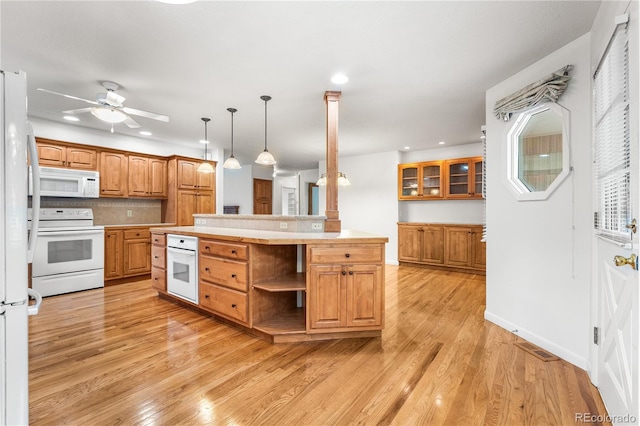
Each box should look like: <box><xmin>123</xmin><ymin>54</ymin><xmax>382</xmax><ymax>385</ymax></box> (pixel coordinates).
<box><xmin>199</xmin><ymin>282</ymin><xmax>248</xmax><ymax>324</ymax></box>
<box><xmin>151</xmin><ymin>245</ymin><xmax>165</xmax><ymax>268</ymax></box>
<box><xmin>151</xmin><ymin>233</ymin><xmax>166</xmax><ymax>246</ymax></box>
<box><xmin>123</xmin><ymin>229</ymin><xmax>150</xmax><ymax>240</ymax></box>
<box><xmin>199</xmin><ymin>240</ymin><xmax>248</xmax><ymax>260</ymax></box>
<box><xmin>200</xmin><ymin>256</ymin><xmax>248</xmax><ymax>291</ymax></box>
<box><xmin>309</xmin><ymin>245</ymin><xmax>383</xmax><ymax>264</ymax></box>
<box><xmin>151</xmin><ymin>266</ymin><xmax>166</xmax><ymax>292</ymax></box>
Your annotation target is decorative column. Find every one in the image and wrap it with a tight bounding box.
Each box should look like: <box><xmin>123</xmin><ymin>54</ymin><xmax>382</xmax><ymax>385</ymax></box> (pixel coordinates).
<box><xmin>324</xmin><ymin>91</ymin><xmax>341</xmax><ymax>232</ymax></box>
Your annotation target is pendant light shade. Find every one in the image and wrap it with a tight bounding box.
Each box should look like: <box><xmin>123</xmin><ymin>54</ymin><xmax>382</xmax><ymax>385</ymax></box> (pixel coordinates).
<box><xmin>197</xmin><ymin>117</ymin><xmax>215</xmax><ymax>173</ymax></box>
<box><xmin>316</xmin><ymin>172</ymin><xmax>351</xmax><ymax>186</ymax></box>
<box><xmin>255</xmin><ymin>95</ymin><xmax>276</xmax><ymax>165</ymax></box>
<box><xmin>223</xmin><ymin>108</ymin><xmax>241</xmax><ymax>169</ymax></box>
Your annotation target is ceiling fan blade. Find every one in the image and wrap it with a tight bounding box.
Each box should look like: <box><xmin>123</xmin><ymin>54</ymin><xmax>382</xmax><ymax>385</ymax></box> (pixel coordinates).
<box><xmin>62</xmin><ymin>107</ymin><xmax>93</xmax><ymax>115</ymax></box>
<box><xmin>122</xmin><ymin>106</ymin><xmax>169</xmax><ymax>122</ymax></box>
<box><xmin>37</xmin><ymin>88</ymin><xmax>100</xmax><ymax>105</ymax></box>
<box><xmin>105</xmin><ymin>90</ymin><xmax>125</xmax><ymax>107</ymax></box>
<box><xmin>123</xmin><ymin>115</ymin><xmax>141</xmax><ymax>128</ymax></box>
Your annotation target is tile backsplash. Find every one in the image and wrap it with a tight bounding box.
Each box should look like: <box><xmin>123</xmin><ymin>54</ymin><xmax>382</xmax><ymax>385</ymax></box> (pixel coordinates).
<box><xmin>37</xmin><ymin>198</ymin><xmax>162</xmax><ymax>225</ymax></box>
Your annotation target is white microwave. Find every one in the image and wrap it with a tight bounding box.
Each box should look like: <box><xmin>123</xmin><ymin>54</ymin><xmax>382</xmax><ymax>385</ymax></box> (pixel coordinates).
<box><xmin>29</xmin><ymin>166</ymin><xmax>100</xmax><ymax>198</ymax></box>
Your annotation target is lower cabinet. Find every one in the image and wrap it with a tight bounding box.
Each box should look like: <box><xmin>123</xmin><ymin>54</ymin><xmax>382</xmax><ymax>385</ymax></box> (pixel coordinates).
<box><xmin>104</xmin><ymin>226</ymin><xmax>152</xmax><ymax>282</ymax></box>
<box><xmin>398</xmin><ymin>223</ymin><xmax>485</xmax><ymax>273</ymax></box>
<box><xmin>306</xmin><ymin>244</ymin><xmax>385</xmax><ymax>332</ymax></box>
<box><xmin>151</xmin><ymin>233</ymin><xmax>166</xmax><ymax>292</ymax></box>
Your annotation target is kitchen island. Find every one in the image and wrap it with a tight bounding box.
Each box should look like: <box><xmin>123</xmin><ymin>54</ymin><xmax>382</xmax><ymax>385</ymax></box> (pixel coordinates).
<box><xmin>150</xmin><ymin>224</ymin><xmax>388</xmax><ymax>343</ymax></box>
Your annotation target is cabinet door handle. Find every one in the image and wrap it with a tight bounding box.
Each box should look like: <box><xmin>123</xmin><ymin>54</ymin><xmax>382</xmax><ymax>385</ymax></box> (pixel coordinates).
<box><xmin>345</xmin><ymin>253</ymin><xmax>350</xmax><ymax>258</ymax></box>
<box><xmin>341</xmin><ymin>271</ymin><xmax>346</xmax><ymax>275</ymax></box>
<box><xmin>231</xmin><ymin>304</ymin><xmax>237</xmax><ymax>308</ymax></box>
<box><xmin>154</xmin><ymin>256</ymin><xmax>159</xmax><ymax>259</ymax></box>
<box><xmin>231</xmin><ymin>274</ymin><xmax>237</xmax><ymax>278</ymax></box>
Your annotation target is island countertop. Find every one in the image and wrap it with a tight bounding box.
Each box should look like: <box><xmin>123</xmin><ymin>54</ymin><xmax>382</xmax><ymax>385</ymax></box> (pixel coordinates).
<box><xmin>149</xmin><ymin>226</ymin><xmax>388</xmax><ymax>245</ymax></box>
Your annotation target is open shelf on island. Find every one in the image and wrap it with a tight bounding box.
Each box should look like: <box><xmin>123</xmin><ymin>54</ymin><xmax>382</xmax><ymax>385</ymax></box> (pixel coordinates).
<box><xmin>253</xmin><ymin>273</ymin><xmax>306</xmax><ymax>292</ymax></box>
<box><xmin>252</xmin><ymin>308</ymin><xmax>306</xmax><ymax>335</ymax></box>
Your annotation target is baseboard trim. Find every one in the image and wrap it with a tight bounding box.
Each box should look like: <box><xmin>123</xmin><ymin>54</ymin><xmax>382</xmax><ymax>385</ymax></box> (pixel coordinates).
<box><xmin>484</xmin><ymin>310</ymin><xmax>588</xmax><ymax>369</ymax></box>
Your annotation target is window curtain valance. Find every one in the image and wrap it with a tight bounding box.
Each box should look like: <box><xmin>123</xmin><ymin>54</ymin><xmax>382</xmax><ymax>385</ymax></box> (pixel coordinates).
<box><xmin>493</xmin><ymin>65</ymin><xmax>573</xmax><ymax>121</ymax></box>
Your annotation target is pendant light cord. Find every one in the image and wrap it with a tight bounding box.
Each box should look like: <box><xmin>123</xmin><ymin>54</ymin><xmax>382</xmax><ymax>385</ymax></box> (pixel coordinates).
<box><xmin>264</xmin><ymin>98</ymin><xmax>268</xmax><ymax>151</ymax></box>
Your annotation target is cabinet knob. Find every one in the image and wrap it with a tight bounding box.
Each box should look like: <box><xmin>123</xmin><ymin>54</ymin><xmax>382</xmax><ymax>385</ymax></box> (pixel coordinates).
<box><xmin>345</xmin><ymin>253</ymin><xmax>350</xmax><ymax>258</ymax></box>
<box><xmin>154</xmin><ymin>256</ymin><xmax>158</xmax><ymax>259</ymax></box>
<box><xmin>136</xmin><ymin>233</ymin><xmax>140</xmax><ymax>236</ymax></box>
<box><xmin>231</xmin><ymin>274</ymin><xmax>237</xmax><ymax>278</ymax></box>
<box><xmin>231</xmin><ymin>250</ymin><xmax>237</xmax><ymax>254</ymax></box>
<box><xmin>341</xmin><ymin>271</ymin><xmax>346</xmax><ymax>276</ymax></box>
<box><xmin>205</xmin><ymin>246</ymin><xmax>210</xmax><ymax>250</ymax></box>
<box><xmin>231</xmin><ymin>304</ymin><xmax>237</xmax><ymax>308</ymax></box>
<box><xmin>205</xmin><ymin>267</ymin><xmax>210</xmax><ymax>272</ymax></box>
<box><xmin>349</xmin><ymin>271</ymin><xmax>353</xmax><ymax>275</ymax></box>
<box><xmin>205</xmin><ymin>294</ymin><xmax>210</xmax><ymax>299</ymax></box>
<box><xmin>154</xmin><ymin>277</ymin><xmax>158</xmax><ymax>281</ymax></box>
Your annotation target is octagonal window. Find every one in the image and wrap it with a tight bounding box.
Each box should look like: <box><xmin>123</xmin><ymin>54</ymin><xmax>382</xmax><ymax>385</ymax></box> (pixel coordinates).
<box><xmin>506</xmin><ymin>103</ymin><xmax>570</xmax><ymax>201</ymax></box>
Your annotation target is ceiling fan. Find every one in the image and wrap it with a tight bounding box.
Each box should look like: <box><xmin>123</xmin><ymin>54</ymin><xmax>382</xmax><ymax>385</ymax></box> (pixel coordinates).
<box><xmin>37</xmin><ymin>81</ymin><xmax>169</xmax><ymax>131</ymax></box>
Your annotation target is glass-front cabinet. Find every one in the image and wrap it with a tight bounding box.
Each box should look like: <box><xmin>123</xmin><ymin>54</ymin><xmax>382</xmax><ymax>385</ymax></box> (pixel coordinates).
<box><xmin>398</xmin><ymin>161</ymin><xmax>444</xmax><ymax>200</ymax></box>
<box><xmin>445</xmin><ymin>158</ymin><xmax>483</xmax><ymax>199</ymax></box>
<box><xmin>398</xmin><ymin>157</ymin><xmax>483</xmax><ymax>200</ymax></box>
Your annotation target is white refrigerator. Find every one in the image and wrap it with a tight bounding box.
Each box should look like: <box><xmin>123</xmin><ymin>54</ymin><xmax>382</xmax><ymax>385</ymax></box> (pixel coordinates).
<box><xmin>1</xmin><ymin>70</ymin><xmax>42</xmax><ymax>425</ymax></box>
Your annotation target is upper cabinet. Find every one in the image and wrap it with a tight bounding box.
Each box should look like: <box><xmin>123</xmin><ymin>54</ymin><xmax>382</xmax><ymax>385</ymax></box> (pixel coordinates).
<box><xmin>128</xmin><ymin>155</ymin><xmax>168</xmax><ymax>198</ymax></box>
<box><xmin>445</xmin><ymin>157</ymin><xmax>483</xmax><ymax>199</ymax></box>
<box><xmin>398</xmin><ymin>161</ymin><xmax>444</xmax><ymax>200</ymax></box>
<box><xmin>177</xmin><ymin>159</ymin><xmax>214</xmax><ymax>190</ymax></box>
<box><xmin>398</xmin><ymin>156</ymin><xmax>483</xmax><ymax>201</ymax></box>
<box><xmin>36</xmin><ymin>138</ymin><xmax>97</xmax><ymax>170</ymax></box>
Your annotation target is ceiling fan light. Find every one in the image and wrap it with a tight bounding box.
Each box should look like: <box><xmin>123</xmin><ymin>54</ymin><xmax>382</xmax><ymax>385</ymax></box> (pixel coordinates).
<box><xmin>255</xmin><ymin>150</ymin><xmax>276</xmax><ymax>165</ymax></box>
<box><xmin>91</xmin><ymin>107</ymin><xmax>127</xmax><ymax>124</ymax></box>
<box><xmin>197</xmin><ymin>161</ymin><xmax>215</xmax><ymax>173</ymax></box>
<box><xmin>223</xmin><ymin>155</ymin><xmax>241</xmax><ymax>169</ymax></box>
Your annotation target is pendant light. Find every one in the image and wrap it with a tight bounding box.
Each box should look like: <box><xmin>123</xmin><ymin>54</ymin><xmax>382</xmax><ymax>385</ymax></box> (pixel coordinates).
<box><xmin>255</xmin><ymin>95</ymin><xmax>276</xmax><ymax>165</ymax></box>
<box><xmin>197</xmin><ymin>117</ymin><xmax>215</xmax><ymax>173</ymax></box>
<box><xmin>316</xmin><ymin>171</ymin><xmax>351</xmax><ymax>186</ymax></box>
<box><xmin>223</xmin><ymin>108</ymin><xmax>241</xmax><ymax>169</ymax></box>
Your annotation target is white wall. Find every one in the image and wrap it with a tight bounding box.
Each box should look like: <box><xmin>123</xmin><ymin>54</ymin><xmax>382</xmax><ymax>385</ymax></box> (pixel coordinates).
<box><xmin>485</xmin><ymin>34</ymin><xmax>592</xmax><ymax>368</ymax></box>
<box><xmin>319</xmin><ymin>151</ymin><xmax>400</xmax><ymax>264</ymax></box>
<box><xmin>298</xmin><ymin>168</ymin><xmax>320</xmax><ymax>216</ymax></box>
<box><xmin>399</xmin><ymin>144</ymin><xmax>484</xmax><ymax>224</ymax></box>
<box><xmin>273</xmin><ymin>175</ymin><xmax>298</xmax><ymax>215</ymax></box>
<box><xmin>222</xmin><ymin>166</ymin><xmax>253</xmax><ymax>214</ymax></box>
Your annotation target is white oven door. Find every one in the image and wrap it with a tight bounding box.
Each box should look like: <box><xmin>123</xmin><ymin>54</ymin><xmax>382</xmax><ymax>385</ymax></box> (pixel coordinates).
<box><xmin>167</xmin><ymin>247</ymin><xmax>198</xmax><ymax>304</ymax></box>
<box><xmin>32</xmin><ymin>228</ymin><xmax>105</xmax><ymax>277</ymax></box>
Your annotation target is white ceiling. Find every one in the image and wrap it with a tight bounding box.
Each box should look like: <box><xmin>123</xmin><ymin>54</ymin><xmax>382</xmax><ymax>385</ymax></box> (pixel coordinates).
<box><xmin>1</xmin><ymin>1</ymin><xmax>600</xmax><ymax>170</ymax></box>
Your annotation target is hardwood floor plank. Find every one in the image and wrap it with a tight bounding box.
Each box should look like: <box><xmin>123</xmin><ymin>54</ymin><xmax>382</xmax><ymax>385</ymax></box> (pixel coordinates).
<box><xmin>28</xmin><ymin>265</ymin><xmax>609</xmax><ymax>425</ymax></box>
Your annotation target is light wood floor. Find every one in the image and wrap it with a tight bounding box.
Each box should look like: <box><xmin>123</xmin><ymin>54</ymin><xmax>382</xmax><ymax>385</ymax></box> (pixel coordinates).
<box><xmin>28</xmin><ymin>265</ymin><xmax>610</xmax><ymax>425</ymax></box>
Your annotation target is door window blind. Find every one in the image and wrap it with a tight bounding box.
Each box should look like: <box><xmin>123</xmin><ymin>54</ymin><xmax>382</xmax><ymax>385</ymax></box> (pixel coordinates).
<box><xmin>594</xmin><ymin>23</ymin><xmax>630</xmax><ymax>243</ymax></box>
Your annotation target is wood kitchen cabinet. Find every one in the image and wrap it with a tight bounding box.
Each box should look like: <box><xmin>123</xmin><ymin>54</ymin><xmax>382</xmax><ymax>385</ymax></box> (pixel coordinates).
<box><xmin>104</xmin><ymin>226</ymin><xmax>152</xmax><ymax>282</ymax></box>
<box><xmin>398</xmin><ymin>161</ymin><xmax>444</xmax><ymax>200</ymax></box>
<box><xmin>99</xmin><ymin>151</ymin><xmax>128</xmax><ymax>197</ymax></box>
<box><xmin>445</xmin><ymin>157</ymin><xmax>483</xmax><ymax>199</ymax></box>
<box><xmin>162</xmin><ymin>156</ymin><xmax>216</xmax><ymax>226</ymax></box>
<box><xmin>151</xmin><ymin>233</ymin><xmax>166</xmax><ymax>292</ymax></box>
<box><xmin>306</xmin><ymin>244</ymin><xmax>384</xmax><ymax>332</ymax></box>
<box><xmin>36</xmin><ymin>137</ymin><xmax>97</xmax><ymax>170</ymax></box>
<box><xmin>128</xmin><ymin>155</ymin><xmax>168</xmax><ymax>198</ymax></box>
<box><xmin>398</xmin><ymin>156</ymin><xmax>483</xmax><ymax>200</ymax></box>
<box><xmin>398</xmin><ymin>223</ymin><xmax>485</xmax><ymax>274</ymax></box>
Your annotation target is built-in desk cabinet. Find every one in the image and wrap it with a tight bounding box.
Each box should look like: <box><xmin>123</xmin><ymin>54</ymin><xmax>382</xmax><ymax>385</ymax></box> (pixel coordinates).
<box><xmin>398</xmin><ymin>223</ymin><xmax>485</xmax><ymax>274</ymax></box>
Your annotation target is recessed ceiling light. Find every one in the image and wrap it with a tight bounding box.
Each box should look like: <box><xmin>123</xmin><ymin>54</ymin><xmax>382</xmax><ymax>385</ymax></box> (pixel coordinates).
<box><xmin>331</xmin><ymin>73</ymin><xmax>349</xmax><ymax>85</ymax></box>
<box><xmin>139</xmin><ymin>131</ymin><xmax>152</xmax><ymax>136</ymax></box>
<box><xmin>438</xmin><ymin>141</ymin><xmax>446</xmax><ymax>145</ymax></box>
<box><xmin>155</xmin><ymin>0</ymin><xmax>197</xmax><ymax>4</ymax></box>
<box><xmin>63</xmin><ymin>115</ymin><xmax>79</xmax><ymax>122</ymax></box>
<box><xmin>404</xmin><ymin>146</ymin><xmax>411</xmax><ymax>150</ymax></box>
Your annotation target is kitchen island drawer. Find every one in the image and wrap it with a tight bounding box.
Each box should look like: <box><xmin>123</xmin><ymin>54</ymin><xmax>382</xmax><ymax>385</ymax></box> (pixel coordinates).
<box><xmin>151</xmin><ymin>233</ymin><xmax>166</xmax><ymax>246</ymax></box>
<box><xmin>151</xmin><ymin>245</ymin><xmax>165</xmax><ymax>268</ymax></box>
<box><xmin>199</xmin><ymin>256</ymin><xmax>248</xmax><ymax>291</ymax></box>
<box><xmin>199</xmin><ymin>282</ymin><xmax>248</xmax><ymax>325</ymax></box>
<box><xmin>199</xmin><ymin>239</ymin><xmax>248</xmax><ymax>260</ymax></box>
<box><xmin>308</xmin><ymin>245</ymin><xmax>383</xmax><ymax>264</ymax></box>
<box><xmin>151</xmin><ymin>266</ymin><xmax>166</xmax><ymax>292</ymax></box>
<box><xmin>124</xmin><ymin>228</ymin><xmax>151</xmax><ymax>240</ymax></box>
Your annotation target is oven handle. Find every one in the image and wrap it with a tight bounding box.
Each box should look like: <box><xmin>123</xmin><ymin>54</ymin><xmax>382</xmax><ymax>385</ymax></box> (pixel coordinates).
<box><xmin>167</xmin><ymin>247</ymin><xmax>196</xmax><ymax>256</ymax></box>
<box><xmin>37</xmin><ymin>229</ymin><xmax>104</xmax><ymax>237</ymax></box>
<box><xmin>27</xmin><ymin>121</ymin><xmax>41</xmax><ymax>264</ymax></box>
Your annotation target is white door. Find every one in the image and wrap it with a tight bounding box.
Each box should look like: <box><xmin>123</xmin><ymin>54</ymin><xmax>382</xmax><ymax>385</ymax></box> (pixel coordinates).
<box><xmin>594</xmin><ymin>8</ymin><xmax>639</xmax><ymax>424</ymax></box>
